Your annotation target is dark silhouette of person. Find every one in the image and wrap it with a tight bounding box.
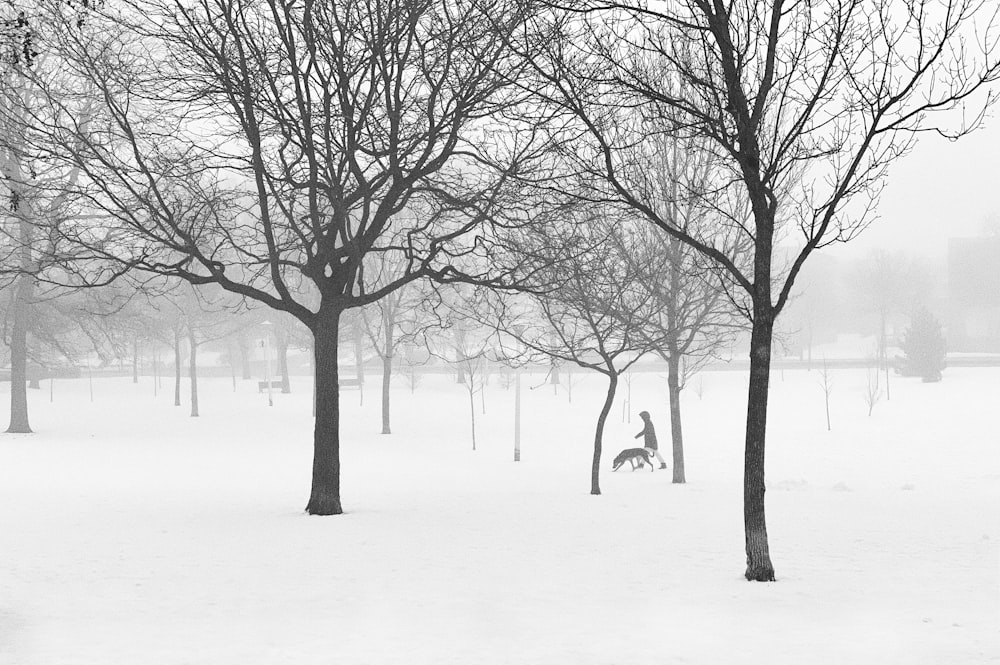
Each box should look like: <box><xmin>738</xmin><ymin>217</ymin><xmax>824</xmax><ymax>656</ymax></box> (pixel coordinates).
<box><xmin>635</xmin><ymin>410</ymin><xmax>667</xmax><ymax>469</ymax></box>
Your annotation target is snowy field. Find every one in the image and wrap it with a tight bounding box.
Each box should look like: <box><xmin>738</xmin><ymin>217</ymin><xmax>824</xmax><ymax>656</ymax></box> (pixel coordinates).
<box><xmin>1</xmin><ymin>365</ymin><xmax>997</xmax><ymax>664</ymax></box>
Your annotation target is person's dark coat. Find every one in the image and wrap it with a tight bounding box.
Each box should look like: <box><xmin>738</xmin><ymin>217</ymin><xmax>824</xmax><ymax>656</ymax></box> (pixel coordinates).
<box><xmin>634</xmin><ymin>411</ymin><xmax>658</xmax><ymax>450</ymax></box>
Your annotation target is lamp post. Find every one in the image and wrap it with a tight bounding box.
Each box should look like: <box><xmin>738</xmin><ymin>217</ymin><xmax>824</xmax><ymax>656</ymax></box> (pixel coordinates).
<box><xmin>261</xmin><ymin>320</ymin><xmax>273</xmax><ymax>407</ymax></box>
<box><xmin>514</xmin><ymin>367</ymin><xmax>521</xmax><ymax>462</ymax></box>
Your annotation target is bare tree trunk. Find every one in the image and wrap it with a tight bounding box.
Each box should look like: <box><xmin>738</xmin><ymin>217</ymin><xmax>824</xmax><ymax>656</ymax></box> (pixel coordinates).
<box><xmin>381</xmin><ymin>305</ymin><xmax>394</xmax><ymax>435</ymax></box>
<box><xmin>514</xmin><ymin>369</ymin><xmax>521</xmax><ymax>461</ymax></box>
<box><xmin>880</xmin><ymin>312</ymin><xmax>891</xmax><ymax>401</ymax></box>
<box><xmin>307</xmin><ymin>305</ymin><xmax>344</xmax><ymax>515</ymax></box>
<box><xmin>132</xmin><ymin>335</ymin><xmax>140</xmax><ymax>384</ymax></box>
<box><xmin>468</xmin><ymin>373</ymin><xmax>477</xmax><ymax>451</ymax></box>
<box><xmin>189</xmin><ymin>327</ymin><xmax>199</xmax><ymax>417</ymax></box>
<box><xmin>664</xmin><ymin>227</ymin><xmax>685</xmax><ymax>481</ymax></box>
<box><xmin>744</xmin><ymin>307</ymin><xmax>775</xmax><ymax>581</ymax></box>
<box><xmin>6</xmin><ymin>273</ymin><xmax>32</xmax><ymax>433</ymax></box>
<box><xmin>5</xmin><ymin>104</ymin><xmax>33</xmax><ymax>432</ymax></box>
<box><xmin>173</xmin><ymin>326</ymin><xmax>182</xmax><ymax>407</ymax></box>
<box><xmin>228</xmin><ymin>339</ymin><xmax>237</xmax><ymax>392</ymax></box>
<box><xmin>278</xmin><ymin>330</ymin><xmax>290</xmax><ymax>393</ymax></box>
<box><xmin>819</xmin><ymin>359</ymin><xmax>833</xmax><ymax>431</ymax></box>
<box><xmin>311</xmin><ymin>336</ymin><xmax>317</xmax><ymax>419</ymax></box>
<box><xmin>667</xmin><ymin>350</ymin><xmax>685</xmax><ymax>483</ymax></box>
<box><xmin>380</xmin><ymin>355</ymin><xmax>392</xmax><ymax>434</ymax></box>
<box><xmin>591</xmin><ymin>373</ymin><xmax>618</xmax><ymax>496</ymax></box>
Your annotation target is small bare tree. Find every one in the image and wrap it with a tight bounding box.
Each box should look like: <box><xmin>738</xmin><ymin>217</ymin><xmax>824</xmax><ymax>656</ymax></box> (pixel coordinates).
<box><xmin>818</xmin><ymin>359</ymin><xmax>834</xmax><ymax>432</ymax></box>
<box><xmin>500</xmin><ymin>211</ymin><xmax>666</xmax><ymax>495</ymax></box>
<box><xmin>362</xmin><ymin>262</ymin><xmax>437</xmax><ymax>435</ymax></box>
<box><xmin>428</xmin><ymin>302</ymin><xmax>495</xmax><ymax>451</ymax></box>
<box><xmin>863</xmin><ymin>360</ymin><xmax>882</xmax><ymax>417</ymax></box>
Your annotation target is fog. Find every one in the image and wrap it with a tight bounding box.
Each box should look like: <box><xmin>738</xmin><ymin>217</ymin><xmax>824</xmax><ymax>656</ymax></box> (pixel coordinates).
<box><xmin>2</xmin><ymin>1</ymin><xmax>998</xmax><ymax>662</ymax></box>
<box><xmin>833</xmin><ymin>121</ymin><xmax>1000</xmax><ymax>261</ymax></box>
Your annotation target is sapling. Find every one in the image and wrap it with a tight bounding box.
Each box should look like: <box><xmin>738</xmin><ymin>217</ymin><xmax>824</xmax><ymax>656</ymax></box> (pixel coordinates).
<box><xmin>863</xmin><ymin>363</ymin><xmax>882</xmax><ymax>417</ymax></box>
<box><xmin>818</xmin><ymin>359</ymin><xmax>833</xmax><ymax>431</ymax></box>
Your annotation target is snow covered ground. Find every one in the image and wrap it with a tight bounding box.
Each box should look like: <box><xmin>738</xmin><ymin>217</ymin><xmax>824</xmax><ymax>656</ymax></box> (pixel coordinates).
<box><xmin>1</xmin><ymin>366</ymin><xmax>997</xmax><ymax>664</ymax></box>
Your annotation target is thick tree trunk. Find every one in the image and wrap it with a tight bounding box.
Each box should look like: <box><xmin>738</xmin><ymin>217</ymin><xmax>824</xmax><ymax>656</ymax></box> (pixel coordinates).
<box><xmin>278</xmin><ymin>331</ymin><xmax>290</xmax><ymax>393</ymax></box>
<box><xmin>189</xmin><ymin>328</ymin><xmax>199</xmax><ymax>417</ymax></box>
<box><xmin>666</xmin><ymin>350</ymin><xmax>686</xmax><ymax>483</ymax></box>
<box><xmin>591</xmin><ymin>373</ymin><xmax>618</xmax><ymax>495</ymax></box>
<box><xmin>6</xmin><ymin>138</ymin><xmax>33</xmax><ymax>432</ymax></box>
<box><xmin>744</xmin><ymin>311</ymin><xmax>776</xmax><ymax>581</ymax></box>
<box><xmin>307</xmin><ymin>306</ymin><xmax>344</xmax><ymax>515</ymax></box>
<box><xmin>311</xmin><ymin>336</ymin><xmax>317</xmax><ymax>418</ymax></box>
<box><xmin>173</xmin><ymin>327</ymin><xmax>182</xmax><ymax>407</ymax></box>
<box><xmin>6</xmin><ymin>273</ymin><xmax>32</xmax><ymax>433</ymax></box>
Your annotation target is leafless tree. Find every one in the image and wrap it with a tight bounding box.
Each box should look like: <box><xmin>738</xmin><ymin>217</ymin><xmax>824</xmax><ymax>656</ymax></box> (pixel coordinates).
<box><xmin>427</xmin><ymin>286</ymin><xmax>498</xmax><ymax>450</ymax></box>
<box><xmin>0</xmin><ymin>1</ymin><xmax>98</xmax><ymax>432</ymax></box>
<box><xmin>863</xmin><ymin>359</ymin><xmax>882</xmax><ymax>417</ymax></box>
<box><xmin>23</xmin><ymin>0</ymin><xmax>552</xmax><ymax>514</ymax></box>
<box><xmin>526</xmin><ymin>0</ymin><xmax>1000</xmax><ymax>580</ymax></box>
<box><xmin>500</xmin><ymin>211</ymin><xmax>665</xmax><ymax>495</ymax></box>
<box><xmin>180</xmin><ymin>284</ymin><xmax>248</xmax><ymax>417</ymax></box>
<box><xmin>361</xmin><ymin>256</ymin><xmax>437</xmax><ymax>435</ymax></box>
<box><xmin>818</xmin><ymin>358</ymin><xmax>833</xmax><ymax>431</ymax></box>
<box><xmin>609</xmin><ymin>133</ymin><xmax>746</xmax><ymax>483</ymax></box>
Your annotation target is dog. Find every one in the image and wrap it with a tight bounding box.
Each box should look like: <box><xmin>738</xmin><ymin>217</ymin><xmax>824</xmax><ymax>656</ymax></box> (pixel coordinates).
<box><xmin>611</xmin><ymin>447</ymin><xmax>654</xmax><ymax>472</ymax></box>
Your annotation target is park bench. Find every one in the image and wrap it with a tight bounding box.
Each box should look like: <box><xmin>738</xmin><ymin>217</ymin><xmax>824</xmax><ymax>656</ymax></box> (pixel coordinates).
<box><xmin>257</xmin><ymin>378</ymin><xmax>361</xmax><ymax>392</ymax></box>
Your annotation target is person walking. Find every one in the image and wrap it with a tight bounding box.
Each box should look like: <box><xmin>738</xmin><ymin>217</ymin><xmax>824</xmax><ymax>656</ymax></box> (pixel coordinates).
<box><xmin>635</xmin><ymin>410</ymin><xmax>667</xmax><ymax>469</ymax></box>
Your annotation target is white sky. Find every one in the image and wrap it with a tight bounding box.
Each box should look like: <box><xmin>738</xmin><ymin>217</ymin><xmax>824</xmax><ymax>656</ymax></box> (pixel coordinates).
<box><xmin>830</xmin><ymin>119</ymin><xmax>1000</xmax><ymax>262</ymax></box>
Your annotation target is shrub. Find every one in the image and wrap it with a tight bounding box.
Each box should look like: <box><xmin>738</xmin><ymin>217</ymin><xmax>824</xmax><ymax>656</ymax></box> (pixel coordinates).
<box><xmin>900</xmin><ymin>307</ymin><xmax>946</xmax><ymax>382</ymax></box>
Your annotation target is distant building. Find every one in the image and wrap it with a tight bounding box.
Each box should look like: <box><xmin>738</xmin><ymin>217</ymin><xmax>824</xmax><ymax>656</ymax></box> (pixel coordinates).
<box><xmin>947</xmin><ymin>236</ymin><xmax>1000</xmax><ymax>352</ymax></box>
